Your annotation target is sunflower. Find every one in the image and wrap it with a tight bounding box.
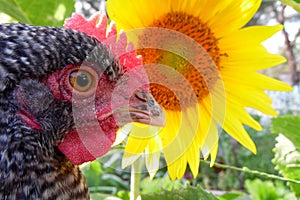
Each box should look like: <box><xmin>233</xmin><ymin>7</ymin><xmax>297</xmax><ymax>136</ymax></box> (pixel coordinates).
<box><xmin>106</xmin><ymin>0</ymin><xmax>292</xmax><ymax>179</ymax></box>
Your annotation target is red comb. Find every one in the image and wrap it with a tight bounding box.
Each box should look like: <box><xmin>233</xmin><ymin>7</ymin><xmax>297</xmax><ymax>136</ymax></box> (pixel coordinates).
<box><xmin>64</xmin><ymin>13</ymin><xmax>142</xmax><ymax>71</ymax></box>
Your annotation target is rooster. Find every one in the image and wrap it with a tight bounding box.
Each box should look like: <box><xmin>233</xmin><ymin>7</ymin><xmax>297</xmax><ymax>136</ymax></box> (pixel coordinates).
<box><xmin>0</xmin><ymin>14</ymin><xmax>164</xmax><ymax>199</ymax></box>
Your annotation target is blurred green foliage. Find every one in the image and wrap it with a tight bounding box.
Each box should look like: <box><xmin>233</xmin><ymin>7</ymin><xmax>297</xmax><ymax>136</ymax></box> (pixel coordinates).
<box><xmin>0</xmin><ymin>0</ymin><xmax>74</xmax><ymax>26</ymax></box>
<box><xmin>245</xmin><ymin>179</ymin><xmax>297</xmax><ymax>200</ymax></box>
<box><xmin>196</xmin><ymin>115</ymin><xmax>278</xmax><ymax>191</ymax></box>
<box><xmin>141</xmin><ymin>185</ymin><xmax>218</xmax><ymax>200</ymax></box>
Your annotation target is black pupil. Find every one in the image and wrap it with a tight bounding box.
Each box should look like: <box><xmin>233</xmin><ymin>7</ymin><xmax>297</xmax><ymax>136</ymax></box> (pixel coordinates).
<box><xmin>76</xmin><ymin>73</ymin><xmax>89</xmax><ymax>87</ymax></box>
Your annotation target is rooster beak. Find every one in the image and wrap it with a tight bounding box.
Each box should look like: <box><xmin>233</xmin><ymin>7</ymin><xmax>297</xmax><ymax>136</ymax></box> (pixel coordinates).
<box><xmin>113</xmin><ymin>89</ymin><xmax>166</xmax><ymax>127</ymax></box>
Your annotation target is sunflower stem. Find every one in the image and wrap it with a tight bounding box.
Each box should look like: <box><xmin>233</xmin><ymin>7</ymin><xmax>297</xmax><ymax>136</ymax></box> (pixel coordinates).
<box><xmin>130</xmin><ymin>156</ymin><xmax>143</xmax><ymax>200</ymax></box>
<box><xmin>201</xmin><ymin>159</ymin><xmax>300</xmax><ymax>184</ymax></box>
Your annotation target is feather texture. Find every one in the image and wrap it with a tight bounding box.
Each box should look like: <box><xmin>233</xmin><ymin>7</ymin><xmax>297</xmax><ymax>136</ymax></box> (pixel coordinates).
<box><xmin>0</xmin><ymin>23</ymin><xmax>122</xmax><ymax>91</ymax></box>
<box><xmin>0</xmin><ymin>23</ymin><xmax>118</xmax><ymax>199</ymax></box>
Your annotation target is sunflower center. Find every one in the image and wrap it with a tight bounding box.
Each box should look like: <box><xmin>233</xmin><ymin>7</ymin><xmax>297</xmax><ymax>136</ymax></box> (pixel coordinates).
<box><xmin>137</xmin><ymin>12</ymin><xmax>223</xmax><ymax>111</ymax></box>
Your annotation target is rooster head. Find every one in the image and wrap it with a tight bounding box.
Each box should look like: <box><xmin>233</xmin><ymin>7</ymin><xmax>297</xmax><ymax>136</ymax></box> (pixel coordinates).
<box><xmin>13</xmin><ymin>13</ymin><xmax>165</xmax><ymax>165</ymax></box>
<box><xmin>55</xmin><ymin>13</ymin><xmax>165</xmax><ymax>165</ymax></box>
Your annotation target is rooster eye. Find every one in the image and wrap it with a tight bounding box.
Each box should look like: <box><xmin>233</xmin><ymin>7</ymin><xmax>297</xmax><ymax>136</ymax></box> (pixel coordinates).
<box><xmin>69</xmin><ymin>70</ymin><xmax>93</xmax><ymax>92</ymax></box>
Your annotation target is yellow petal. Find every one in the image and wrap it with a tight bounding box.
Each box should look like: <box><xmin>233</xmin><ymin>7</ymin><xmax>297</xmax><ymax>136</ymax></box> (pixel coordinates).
<box><xmin>145</xmin><ymin>135</ymin><xmax>162</xmax><ymax>179</ymax></box>
<box><xmin>222</xmin><ymin>109</ymin><xmax>257</xmax><ymax>154</ymax></box>
<box><xmin>113</xmin><ymin>124</ymin><xmax>131</xmax><ymax>146</ymax></box>
<box><xmin>167</xmin><ymin>154</ymin><xmax>187</xmax><ymax>180</ymax></box>
<box><xmin>209</xmin><ymin>142</ymin><xmax>219</xmax><ymax>167</ymax></box>
<box><xmin>199</xmin><ymin>0</ymin><xmax>233</xmax><ymax>23</ymax></box>
<box><xmin>122</xmin><ymin>124</ymin><xmax>158</xmax><ymax>167</ymax></box>
<box><xmin>222</xmin><ymin>70</ymin><xmax>292</xmax><ymax>91</ymax></box>
<box><xmin>219</xmin><ymin>25</ymin><xmax>283</xmax><ymax>49</ymax></box>
<box><xmin>107</xmin><ymin>0</ymin><xmax>171</xmax><ymax>30</ymax></box>
<box><xmin>162</xmin><ymin>108</ymin><xmax>198</xmax><ymax>165</ymax></box>
<box><xmin>221</xmin><ymin>51</ymin><xmax>286</xmax><ymax>70</ymax></box>
<box><xmin>224</xmin><ymin>83</ymin><xmax>278</xmax><ymax>116</ymax></box>
<box><xmin>210</xmin><ymin>0</ymin><xmax>262</xmax><ymax>38</ymax></box>
<box><xmin>201</xmin><ymin>120</ymin><xmax>219</xmax><ymax>160</ymax></box>
<box><xmin>122</xmin><ymin>152</ymin><xmax>142</xmax><ymax>169</ymax></box>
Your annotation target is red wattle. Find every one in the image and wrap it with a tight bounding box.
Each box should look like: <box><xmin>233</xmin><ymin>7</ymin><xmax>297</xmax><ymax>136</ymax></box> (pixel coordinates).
<box><xmin>58</xmin><ymin>128</ymin><xmax>114</xmax><ymax>165</ymax></box>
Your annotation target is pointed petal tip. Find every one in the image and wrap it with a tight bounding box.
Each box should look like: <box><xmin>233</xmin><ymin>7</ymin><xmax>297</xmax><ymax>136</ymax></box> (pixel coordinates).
<box><xmin>189</xmin><ymin>161</ymin><xmax>200</xmax><ymax>178</ymax></box>
<box><xmin>248</xmin><ymin>143</ymin><xmax>257</xmax><ymax>155</ymax></box>
<box><xmin>272</xmin><ymin>82</ymin><xmax>293</xmax><ymax>92</ymax></box>
<box><xmin>275</xmin><ymin>55</ymin><xmax>287</xmax><ymax>64</ymax></box>
<box><xmin>275</xmin><ymin>24</ymin><xmax>284</xmax><ymax>31</ymax></box>
<box><xmin>121</xmin><ymin>153</ymin><xmax>141</xmax><ymax>169</ymax></box>
<box><xmin>190</xmin><ymin>166</ymin><xmax>199</xmax><ymax>178</ymax></box>
<box><xmin>169</xmin><ymin>173</ymin><xmax>177</xmax><ymax>181</ymax></box>
<box><xmin>149</xmin><ymin>172</ymin><xmax>156</xmax><ymax>180</ymax></box>
<box><xmin>265</xmin><ymin>24</ymin><xmax>284</xmax><ymax>34</ymax></box>
<box><xmin>283</xmin><ymin>84</ymin><xmax>294</xmax><ymax>92</ymax></box>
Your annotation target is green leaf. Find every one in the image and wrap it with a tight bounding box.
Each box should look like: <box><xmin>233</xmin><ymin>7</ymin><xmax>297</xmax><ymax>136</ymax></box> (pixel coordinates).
<box><xmin>141</xmin><ymin>185</ymin><xmax>218</xmax><ymax>200</ymax></box>
<box><xmin>141</xmin><ymin>175</ymin><xmax>183</xmax><ymax>193</ymax></box>
<box><xmin>245</xmin><ymin>179</ymin><xmax>297</xmax><ymax>200</ymax></box>
<box><xmin>83</xmin><ymin>162</ymin><xmax>102</xmax><ymax>188</ymax></box>
<box><xmin>273</xmin><ymin>135</ymin><xmax>300</xmax><ymax>197</ymax></box>
<box><xmin>0</xmin><ymin>1</ymin><xmax>29</xmax><ymax>23</ymax></box>
<box><xmin>272</xmin><ymin>116</ymin><xmax>300</xmax><ymax>197</ymax></box>
<box><xmin>0</xmin><ymin>0</ymin><xmax>75</xmax><ymax>26</ymax></box>
<box><xmin>218</xmin><ymin>192</ymin><xmax>246</xmax><ymax>200</ymax></box>
<box><xmin>280</xmin><ymin>0</ymin><xmax>300</xmax><ymax>12</ymax></box>
<box><xmin>90</xmin><ymin>160</ymin><xmax>102</xmax><ymax>174</ymax></box>
<box><xmin>99</xmin><ymin>174</ymin><xmax>130</xmax><ymax>190</ymax></box>
<box><xmin>272</xmin><ymin>116</ymin><xmax>300</xmax><ymax>151</ymax></box>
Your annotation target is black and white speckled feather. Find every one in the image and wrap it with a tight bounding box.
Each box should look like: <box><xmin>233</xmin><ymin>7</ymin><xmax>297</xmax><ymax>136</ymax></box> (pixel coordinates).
<box><xmin>0</xmin><ymin>23</ymin><xmax>123</xmax><ymax>200</ymax></box>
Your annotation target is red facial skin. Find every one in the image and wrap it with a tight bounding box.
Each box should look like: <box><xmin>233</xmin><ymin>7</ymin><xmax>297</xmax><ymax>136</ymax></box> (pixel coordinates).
<box><xmin>41</xmin><ymin>64</ymin><xmax>120</xmax><ymax>165</ymax></box>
